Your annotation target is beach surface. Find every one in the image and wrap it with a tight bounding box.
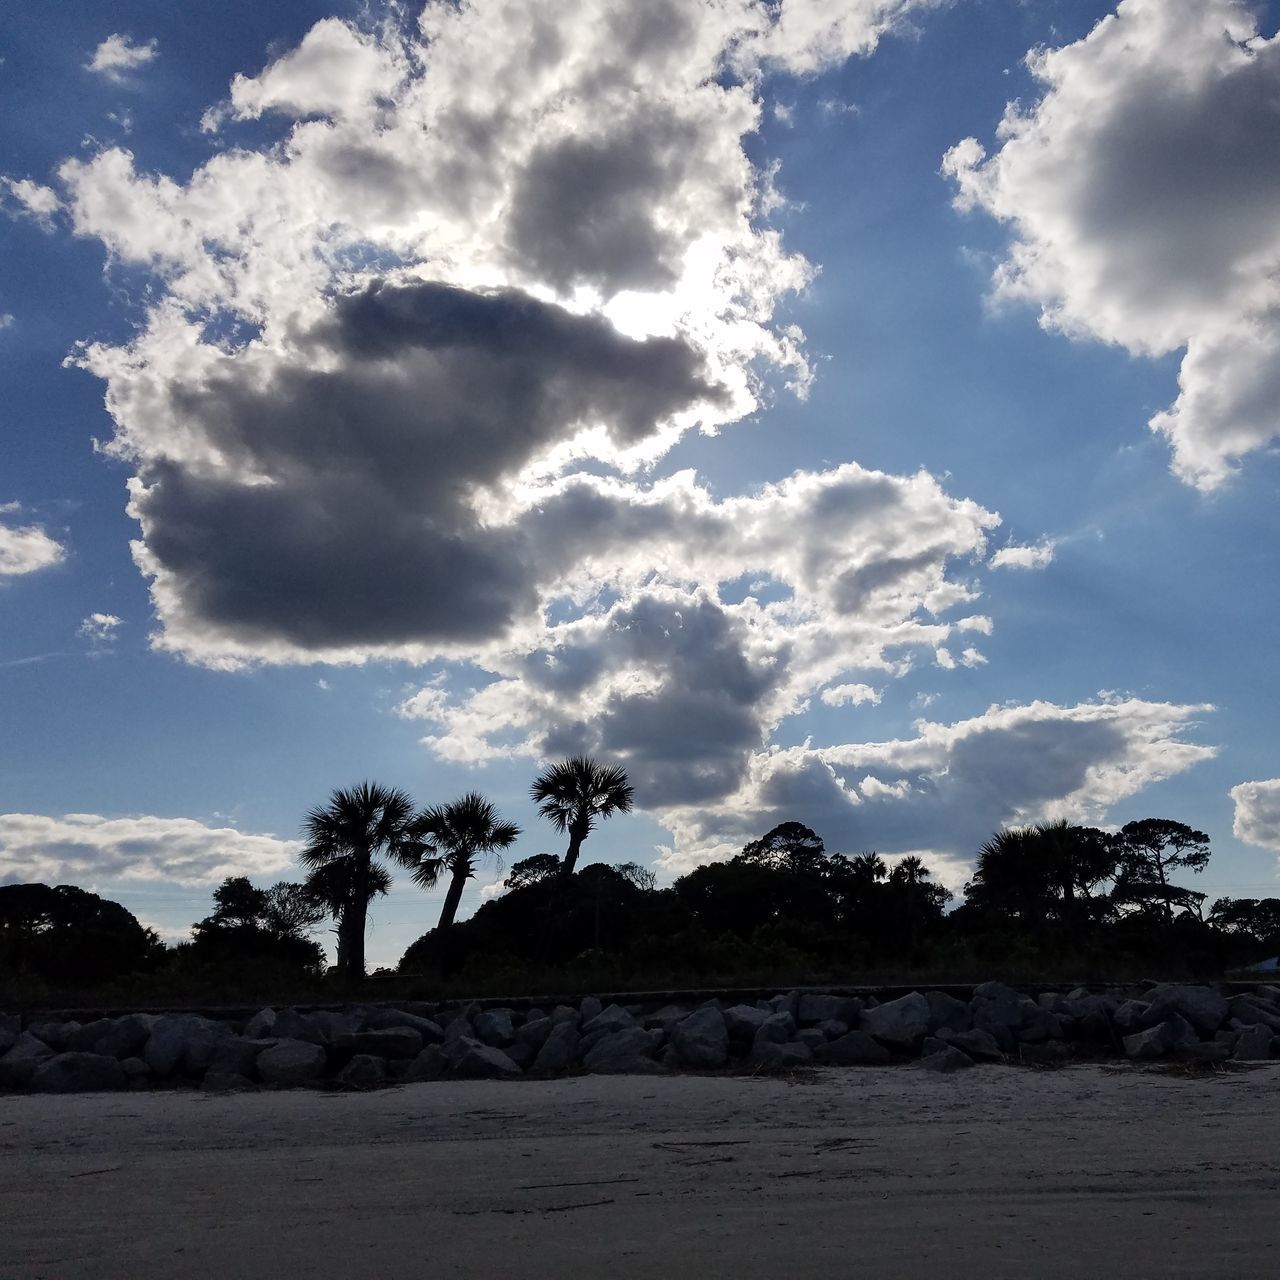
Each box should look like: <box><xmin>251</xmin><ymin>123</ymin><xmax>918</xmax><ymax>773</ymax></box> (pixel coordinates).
<box><xmin>3</xmin><ymin>1063</ymin><xmax>1278</xmax><ymax>1278</ymax></box>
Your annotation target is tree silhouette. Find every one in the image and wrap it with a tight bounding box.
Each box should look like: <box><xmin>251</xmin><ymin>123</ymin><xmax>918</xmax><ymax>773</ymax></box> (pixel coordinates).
<box><xmin>400</xmin><ymin>792</ymin><xmax>521</xmax><ymax>936</ymax></box>
<box><xmin>739</xmin><ymin>822</ymin><xmax>826</xmax><ymax>872</ymax></box>
<box><xmin>299</xmin><ymin>782</ymin><xmax>422</xmax><ymax>979</ymax></box>
<box><xmin>530</xmin><ymin>756</ymin><xmax>634</xmax><ymax>876</ymax></box>
<box><xmin>1113</xmin><ymin>818</ymin><xmax>1211</xmax><ymax>923</ymax></box>
<box><xmin>504</xmin><ymin>853</ymin><xmax>562</xmax><ymax>891</ymax></box>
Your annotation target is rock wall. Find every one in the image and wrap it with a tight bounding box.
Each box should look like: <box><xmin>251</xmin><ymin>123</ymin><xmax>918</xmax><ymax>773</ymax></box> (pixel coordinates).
<box><xmin>2</xmin><ymin>982</ymin><xmax>1278</xmax><ymax>1094</ymax></box>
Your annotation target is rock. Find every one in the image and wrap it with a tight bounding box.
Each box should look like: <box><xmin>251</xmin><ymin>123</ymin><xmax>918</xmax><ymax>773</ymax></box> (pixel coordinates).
<box><xmin>1144</xmin><ymin>985</ymin><xmax>1228</xmax><ymax>1037</ymax></box>
<box><xmin>551</xmin><ymin>1004</ymin><xmax>581</xmax><ymax>1027</ymax></box>
<box><xmin>448</xmin><ymin>1037</ymin><xmax>522</xmax><ymax>1079</ymax></box>
<box><xmin>752</xmin><ymin>1041</ymin><xmax>813</xmax><ymax>1070</ymax></box>
<box><xmin>797</xmin><ymin>994</ymin><xmax>861</xmax><ymax>1026</ymax></box>
<box><xmin>182</xmin><ymin>1019</ymin><xmax>235</xmax><ymax>1075</ymax></box>
<box><xmin>1113</xmin><ymin>1000</ymin><xmax>1152</xmax><ymax>1037</ymax></box>
<box><xmin>202</xmin><ymin>1070</ymin><xmax>255</xmax><ymax>1092</ymax></box>
<box><xmin>1228</xmin><ymin>996</ymin><xmax>1280</xmax><ymax>1033</ymax></box>
<box><xmin>1018</xmin><ymin>1041</ymin><xmax>1071</xmax><ymax>1065</ymax></box>
<box><xmin>361</xmin><ymin>1009</ymin><xmax>444</xmax><ymax>1042</ymax></box>
<box><xmin>444</xmin><ymin>1016</ymin><xmax>474</xmax><ymax>1046</ymax></box>
<box><xmin>29</xmin><ymin>1021</ymin><xmax>79</xmax><ymax>1052</ymax></box>
<box><xmin>723</xmin><ymin>1004</ymin><xmax>770</xmax><ymax>1047</ymax></box>
<box><xmin>312</xmin><ymin>1010</ymin><xmax>366</xmax><ymax>1042</ymax></box>
<box><xmin>207</xmin><ymin>1037</ymin><xmax>267</xmax><ymax>1081</ymax></box>
<box><xmin>243</xmin><ymin>1008</ymin><xmax>278</xmax><ymax>1038</ymax></box>
<box><xmin>257</xmin><ymin>1039</ymin><xmax>328</xmax><ymax>1087</ymax></box>
<box><xmin>522</xmin><ymin>1007</ymin><xmax>548</xmax><ymax>1025</ymax></box>
<box><xmin>582</xmin><ymin>1003</ymin><xmax>636</xmax><ymax>1036</ymax></box>
<box><xmin>31</xmin><ymin>1052</ymin><xmax>128</xmax><ymax>1093</ymax></box>
<box><xmin>403</xmin><ymin>1046</ymin><xmax>447</xmax><ymax>1082</ymax></box>
<box><xmin>861</xmin><ymin>992</ymin><xmax>929</xmax><ymax>1048</ymax></box>
<box><xmin>506</xmin><ymin>1042</ymin><xmax>535</xmax><ymax>1070</ymax></box>
<box><xmin>121</xmin><ymin>1057</ymin><xmax>152</xmax><ymax>1090</ymax></box>
<box><xmin>72</xmin><ymin>1016</ymin><xmax>151</xmax><ymax>1059</ymax></box>
<box><xmin>921</xmin><ymin>1036</ymin><xmax>950</xmax><ymax>1057</ymax></box>
<box><xmin>796</xmin><ymin>1029</ymin><xmax>828</xmax><ymax>1053</ymax></box>
<box><xmin>925</xmin><ymin>992</ymin><xmax>972</xmax><ymax>1035</ymax></box>
<box><xmin>921</xmin><ymin>1047</ymin><xmax>975</xmax><ymax>1073</ymax></box>
<box><xmin>338</xmin><ymin>1054</ymin><xmax>388</xmax><ymax>1089</ymax></box>
<box><xmin>1233</xmin><ymin>1024</ymin><xmax>1275</xmax><ymax>1061</ymax></box>
<box><xmin>144</xmin><ymin>1016</ymin><xmax>217</xmax><ymax>1078</ymax></box>
<box><xmin>769</xmin><ymin>991</ymin><xmax>801</xmax><ymax>1021</ymax></box>
<box><xmin>583</xmin><ymin>1027</ymin><xmax>663</xmax><ymax>1074</ymax></box>
<box><xmin>820</xmin><ymin>1030</ymin><xmax>890</xmax><ymax>1065</ymax></box>
<box><xmin>816</xmin><ymin>1019</ymin><xmax>850</xmax><ymax>1041</ymax></box>
<box><xmin>272</xmin><ymin>1008</ymin><xmax>325</xmax><ymax>1045</ymax></box>
<box><xmin>473</xmin><ymin>1009</ymin><xmax>517</xmax><ymax>1047</ymax></box>
<box><xmin>516</xmin><ymin>1017</ymin><xmax>554</xmax><ymax>1052</ymax></box>
<box><xmin>1074</xmin><ymin>1010</ymin><xmax>1115</xmax><ymax>1046</ymax></box>
<box><xmin>644</xmin><ymin>1005</ymin><xmax>691</xmax><ymax>1033</ymax></box>
<box><xmin>943</xmin><ymin>1028</ymin><xmax>1004</xmax><ymax>1062</ymax></box>
<box><xmin>0</xmin><ymin>1013</ymin><xmax>19</xmax><ymax>1054</ymax></box>
<box><xmin>1177</xmin><ymin>1041</ymin><xmax>1231</xmax><ymax>1064</ymax></box>
<box><xmin>578</xmin><ymin>996</ymin><xmax>604</xmax><ymax>1024</ymax></box>
<box><xmin>0</xmin><ymin>1032</ymin><xmax>55</xmax><ymax>1088</ymax></box>
<box><xmin>972</xmin><ymin>984</ymin><xmax>1058</xmax><ymax>1044</ymax></box>
<box><xmin>1254</xmin><ymin>985</ymin><xmax>1280</xmax><ymax>1005</ymax></box>
<box><xmin>531</xmin><ymin>1021</ymin><xmax>579</xmax><ymax>1075</ymax></box>
<box><xmin>671</xmin><ymin>1007</ymin><xmax>729</xmax><ymax>1069</ymax></box>
<box><xmin>348</xmin><ymin>1028</ymin><xmax>423</xmax><ymax>1061</ymax></box>
<box><xmin>1123</xmin><ymin>1014</ymin><xmax>1199</xmax><ymax>1061</ymax></box>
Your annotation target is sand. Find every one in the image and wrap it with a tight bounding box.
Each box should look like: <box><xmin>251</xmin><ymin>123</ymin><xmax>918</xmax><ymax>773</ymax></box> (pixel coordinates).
<box><xmin>3</xmin><ymin>1063</ymin><xmax>1278</xmax><ymax>1278</ymax></box>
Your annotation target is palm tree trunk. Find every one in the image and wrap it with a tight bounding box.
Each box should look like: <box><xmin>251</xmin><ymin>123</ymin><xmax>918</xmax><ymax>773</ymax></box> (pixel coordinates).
<box><xmin>437</xmin><ymin>865</ymin><xmax>469</xmax><ymax>934</ymax></box>
<box><xmin>561</xmin><ymin>821</ymin><xmax>588</xmax><ymax>876</ymax></box>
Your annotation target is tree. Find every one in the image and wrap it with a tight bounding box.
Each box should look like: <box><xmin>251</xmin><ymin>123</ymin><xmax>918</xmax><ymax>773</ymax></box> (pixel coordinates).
<box><xmin>299</xmin><ymin>782</ymin><xmax>423</xmax><ymax>979</ymax></box>
<box><xmin>1113</xmin><ymin>819</ymin><xmax>1211</xmax><ymax>923</ymax></box>
<box><xmin>504</xmin><ymin>853</ymin><xmax>562</xmax><ymax>892</ymax></box>
<box><xmin>1208</xmin><ymin>897</ymin><xmax>1280</xmax><ymax>948</ymax></box>
<box><xmin>189</xmin><ymin>876</ymin><xmax>326</xmax><ymax>979</ymax></box>
<box><xmin>738</xmin><ymin>822</ymin><xmax>826</xmax><ymax>872</ymax></box>
<box><xmin>400</xmin><ymin>792</ymin><xmax>521</xmax><ymax>936</ymax></box>
<box><xmin>530</xmin><ymin>756</ymin><xmax>635</xmax><ymax>877</ymax></box>
<box><xmin>207</xmin><ymin>876</ymin><xmax>269</xmax><ymax>929</ymax></box>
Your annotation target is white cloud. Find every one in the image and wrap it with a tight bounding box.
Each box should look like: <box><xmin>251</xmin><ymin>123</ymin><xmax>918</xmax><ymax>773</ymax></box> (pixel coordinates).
<box><xmin>77</xmin><ymin>612</ymin><xmax>123</xmax><ymax>644</ymax></box>
<box><xmin>0</xmin><ymin>313</ymin><xmax>13</xmax><ymax>330</ymax></box>
<box><xmin>944</xmin><ymin>0</ymin><xmax>1280</xmax><ymax>489</ymax></box>
<box><xmin>2</xmin><ymin>178</ymin><xmax>60</xmax><ymax>226</ymax></box>
<box><xmin>0</xmin><ymin>813</ymin><xmax>296</xmax><ymax>886</ymax></box>
<box><xmin>86</xmin><ymin>34</ymin><xmax>159</xmax><ymax>82</ymax></box>
<box><xmin>655</xmin><ymin>695</ymin><xmax>1216</xmax><ymax>872</ymax></box>
<box><xmin>0</xmin><ymin>509</ymin><xmax>66</xmax><ymax>578</ymax></box>
<box><xmin>1230</xmin><ymin>779</ymin><xmax>1280</xmax><ymax>857</ymax></box>
<box><xmin>990</xmin><ymin>540</ymin><xmax>1054</xmax><ymax>570</ymax></box>
<box><xmin>820</xmin><ymin>682</ymin><xmax>881</xmax><ymax>707</ymax></box>
<box><xmin>959</xmin><ymin>647</ymin><xmax>987</xmax><ymax>668</ymax></box>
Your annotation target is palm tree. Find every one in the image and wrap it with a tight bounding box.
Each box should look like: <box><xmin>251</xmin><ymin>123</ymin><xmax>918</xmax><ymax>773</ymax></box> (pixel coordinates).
<box><xmin>529</xmin><ymin>755</ymin><xmax>635</xmax><ymax>877</ymax></box>
<box><xmin>399</xmin><ymin>792</ymin><xmax>521</xmax><ymax>936</ymax></box>
<box><xmin>299</xmin><ymin>782</ymin><xmax>422</xmax><ymax>980</ymax></box>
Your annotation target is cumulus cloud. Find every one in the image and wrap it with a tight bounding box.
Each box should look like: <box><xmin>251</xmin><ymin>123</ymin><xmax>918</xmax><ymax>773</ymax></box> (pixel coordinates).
<box><xmin>2</xmin><ymin>178</ymin><xmax>60</xmax><ymax>226</ymax></box>
<box><xmin>0</xmin><ymin>813</ymin><xmax>296</xmax><ymax>886</ymax></box>
<box><xmin>1230</xmin><ymin>779</ymin><xmax>1280</xmax><ymax>857</ymax></box>
<box><xmin>86</xmin><ymin>34</ymin><xmax>158</xmax><ymax>82</ymax></box>
<box><xmin>655</xmin><ymin>695</ymin><xmax>1216</xmax><ymax>872</ymax></box>
<box><xmin>821</xmin><ymin>683</ymin><xmax>881</xmax><ymax>707</ymax></box>
<box><xmin>78</xmin><ymin>613</ymin><xmax>123</xmax><ymax>644</ymax></box>
<box><xmin>943</xmin><ymin>0</ymin><xmax>1280</xmax><ymax>488</ymax></box>
<box><xmin>0</xmin><ymin>508</ymin><xmax>66</xmax><ymax>579</ymax></box>
<box><xmin>990</xmin><ymin>541</ymin><xmax>1054</xmax><ymax>570</ymax></box>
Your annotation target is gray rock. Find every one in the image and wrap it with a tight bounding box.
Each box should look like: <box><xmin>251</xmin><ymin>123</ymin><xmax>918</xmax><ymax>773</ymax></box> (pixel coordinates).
<box><xmin>819</xmin><ymin>1030</ymin><xmax>890</xmax><ymax>1065</ymax></box>
<box><xmin>723</xmin><ymin>1004</ymin><xmax>770</xmax><ymax>1046</ymax></box>
<box><xmin>31</xmin><ymin>1052</ymin><xmax>128</xmax><ymax>1093</ymax></box>
<box><xmin>578</xmin><ymin>996</ymin><xmax>604</xmax><ymax>1024</ymax></box>
<box><xmin>816</xmin><ymin>1019</ymin><xmax>850</xmax><ymax>1041</ymax></box>
<box><xmin>943</xmin><ymin>1028</ymin><xmax>1005</xmax><ymax>1062</ymax></box>
<box><xmin>582</xmin><ymin>1003</ymin><xmax>637</xmax><ymax>1036</ymax></box>
<box><xmin>770</xmin><ymin>991</ymin><xmax>801</xmax><ymax>1020</ymax></box>
<box><xmin>522</xmin><ymin>1007</ymin><xmax>548</xmax><ymax>1025</ymax></box>
<box><xmin>348</xmin><ymin>1028</ymin><xmax>423</xmax><ymax>1060</ymax></box>
<box><xmin>1254</xmin><ymin>984</ymin><xmax>1280</xmax><ymax>1005</ymax></box>
<box><xmin>444</xmin><ymin>1016</ymin><xmax>474</xmax><ymax>1046</ymax></box>
<box><xmin>272</xmin><ymin>1008</ymin><xmax>325</xmax><ymax>1045</ymax></box>
<box><xmin>972</xmin><ymin>984</ymin><xmax>1059</xmax><ymax>1044</ymax></box>
<box><xmin>516</xmin><ymin>1017</ymin><xmax>554</xmax><ymax>1052</ymax></box>
<box><xmin>29</xmin><ymin>1021</ymin><xmax>79</xmax><ymax>1052</ymax></box>
<box><xmin>583</xmin><ymin>1027</ymin><xmax>663</xmax><ymax>1074</ymax></box>
<box><xmin>797</xmin><ymin>994</ymin><xmax>861</xmax><ymax>1026</ymax></box>
<box><xmin>921</xmin><ymin>1047</ymin><xmax>975</xmax><ymax>1073</ymax></box>
<box><xmin>0</xmin><ymin>1032</ymin><xmax>55</xmax><ymax>1088</ymax></box>
<box><xmin>403</xmin><ymin>1045</ymin><xmax>448</xmax><ymax>1082</ymax></box>
<box><xmin>207</xmin><ymin>1036</ymin><xmax>267</xmax><ymax>1081</ymax></box>
<box><xmin>751</xmin><ymin>1041</ymin><xmax>813</xmax><ymax>1070</ymax></box>
<box><xmin>1112</xmin><ymin>1000</ymin><xmax>1152</xmax><ymax>1037</ymax></box>
<box><xmin>121</xmin><ymin>1057</ymin><xmax>152</xmax><ymax>1090</ymax></box>
<box><xmin>861</xmin><ymin>992</ymin><xmax>929</xmax><ymax>1048</ymax></box>
<box><xmin>752</xmin><ymin>1012</ymin><xmax>797</xmax><ymax>1048</ymax></box>
<box><xmin>142</xmin><ymin>1017</ymin><xmax>190</xmax><ymax>1077</ymax></box>
<box><xmin>1123</xmin><ymin>1014</ymin><xmax>1199</xmax><ymax>1061</ymax></box>
<box><xmin>506</xmin><ymin>1042</ymin><xmax>535</xmax><ymax>1070</ymax></box>
<box><xmin>644</xmin><ymin>1004</ymin><xmax>691</xmax><ymax>1033</ymax></box>
<box><xmin>796</xmin><ymin>1028</ymin><xmax>828</xmax><ymax>1053</ymax></box>
<box><xmin>1228</xmin><ymin>996</ymin><xmax>1280</xmax><ymax>1033</ymax></box>
<box><xmin>1144</xmin><ymin>984</ymin><xmax>1228</xmax><ymax>1037</ymax></box>
<box><xmin>243</xmin><ymin>1008</ymin><xmax>278</xmax><ymax>1039</ymax></box>
<box><xmin>257</xmin><ymin>1038</ymin><xmax>328</xmax><ymax>1087</ymax></box>
<box><xmin>361</xmin><ymin>1008</ymin><xmax>444</xmax><ymax>1042</ymax></box>
<box><xmin>312</xmin><ymin>1009</ymin><xmax>366</xmax><ymax>1042</ymax></box>
<box><xmin>337</xmin><ymin>1054</ymin><xmax>389</xmax><ymax>1089</ymax></box>
<box><xmin>1233</xmin><ymin>1024</ymin><xmax>1275</xmax><ymax>1061</ymax></box>
<box><xmin>181</xmin><ymin>1019</ymin><xmax>234</xmax><ymax>1075</ymax></box>
<box><xmin>448</xmin><ymin>1037</ymin><xmax>522</xmax><ymax>1079</ymax></box>
<box><xmin>72</xmin><ymin>1016</ymin><xmax>151</xmax><ymax>1059</ymax></box>
<box><xmin>473</xmin><ymin>1009</ymin><xmax>516</xmax><ymax>1047</ymax></box>
<box><xmin>925</xmin><ymin>991</ymin><xmax>972</xmax><ymax>1035</ymax></box>
<box><xmin>531</xmin><ymin>1021</ymin><xmax>579</xmax><ymax>1075</ymax></box>
<box><xmin>671</xmin><ymin>1007</ymin><xmax>729</xmax><ymax>1069</ymax></box>
<box><xmin>921</xmin><ymin>1036</ymin><xmax>950</xmax><ymax>1057</ymax></box>
<box><xmin>550</xmin><ymin>1004</ymin><xmax>581</xmax><ymax>1027</ymax></box>
<box><xmin>0</xmin><ymin>1012</ymin><xmax>19</xmax><ymax>1055</ymax></box>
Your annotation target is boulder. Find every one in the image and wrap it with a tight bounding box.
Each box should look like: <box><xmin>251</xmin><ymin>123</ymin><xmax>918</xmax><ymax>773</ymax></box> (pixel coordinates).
<box><xmin>671</xmin><ymin>1007</ymin><xmax>729</xmax><ymax>1069</ymax></box>
<box><xmin>312</xmin><ymin>1010</ymin><xmax>366</xmax><ymax>1042</ymax></box>
<box><xmin>751</xmin><ymin>1041</ymin><xmax>813</xmax><ymax>1070</ymax></box>
<box><xmin>942</xmin><ymin>1028</ymin><xmax>1005</xmax><ymax>1062</ymax></box>
<box><xmin>444</xmin><ymin>1016</ymin><xmax>474</xmax><ymax>1047</ymax></box>
<box><xmin>272</xmin><ymin>1009</ymin><xmax>325</xmax><ymax>1045</ymax></box>
<box><xmin>348</xmin><ymin>1028</ymin><xmax>423</xmax><ymax>1061</ymax></box>
<box><xmin>972</xmin><ymin>984</ymin><xmax>1059</xmax><ymax>1044</ymax></box>
<box><xmin>257</xmin><ymin>1039</ymin><xmax>328</xmax><ymax>1087</ymax></box>
<box><xmin>582</xmin><ymin>1003</ymin><xmax>636</xmax><ymax>1037</ymax></box>
<box><xmin>403</xmin><ymin>1046</ymin><xmax>448</xmax><ymax>1082</ymax></box>
<box><xmin>1123</xmin><ymin>1014</ymin><xmax>1199</xmax><ymax>1061</ymax></box>
<box><xmin>797</xmin><ymin>994</ymin><xmax>861</xmax><ymax>1026</ymax></box>
<box><xmin>337</xmin><ymin>1054</ymin><xmax>389</xmax><ymax>1089</ymax></box>
<box><xmin>769</xmin><ymin>991</ymin><xmax>801</xmax><ymax>1020</ymax></box>
<box><xmin>516</xmin><ymin>1017</ymin><xmax>555</xmax><ymax>1052</ymax></box>
<box><xmin>644</xmin><ymin>1005</ymin><xmax>691</xmax><ymax>1033</ymax></box>
<box><xmin>29</xmin><ymin>1021</ymin><xmax>79</xmax><ymax>1052</ymax></box>
<box><xmin>578</xmin><ymin>996</ymin><xmax>604</xmax><ymax>1024</ymax></box>
<box><xmin>1254</xmin><ymin>985</ymin><xmax>1280</xmax><ymax>1005</ymax></box>
<box><xmin>819</xmin><ymin>1030</ymin><xmax>890</xmax><ymax>1065</ymax></box>
<box><xmin>1228</xmin><ymin>996</ymin><xmax>1280</xmax><ymax>1033</ymax></box>
<box><xmin>1233</xmin><ymin>1024</ymin><xmax>1275</xmax><ymax>1061</ymax></box>
<box><xmin>583</xmin><ymin>1028</ymin><xmax>663</xmax><ymax>1075</ymax></box>
<box><xmin>473</xmin><ymin>1009</ymin><xmax>517</xmax><ymax>1048</ymax></box>
<box><xmin>723</xmin><ymin>1004</ymin><xmax>770</xmax><ymax>1047</ymax></box>
<box><xmin>921</xmin><ymin>1047</ymin><xmax>975</xmax><ymax>1074</ymax></box>
<box><xmin>206</xmin><ymin>1037</ymin><xmax>268</xmax><ymax>1081</ymax></box>
<box><xmin>861</xmin><ymin>992</ymin><xmax>929</xmax><ymax>1048</ymax></box>
<box><xmin>121</xmin><ymin>1057</ymin><xmax>152</xmax><ymax>1090</ymax></box>
<box><xmin>361</xmin><ymin>1009</ymin><xmax>444</xmax><ymax>1042</ymax></box>
<box><xmin>1144</xmin><ymin>985</ymin><xmax>1227</xmax><ymax>1037</ymax></box>
<box><xmin>506</xmin><ymin>1043</ymin><xmax>536</xmax><ymax>1070</ymax></box>
<box><xmin>71</xmin><ymin>1016</ymin><xmax>151</xmax><ymax>1059</ymax></box>
<box><xmin>925</xmin><ymin>992</ymin><xmax>972</xmax><ymax>1035</ymax></box>
<box><xmin>796</xmin><ymin>1029</ymin><xmax>828</xmax><ymax>1053</ymax></box>
<box><xmin>0</xmin><ymin>1032</ymin><xmax>55</xmax><ymax>1088</ymax></box>
<box><xmin>448</xmin><ymin>1037</ymin><xmax>522</xmax><ymax>1080</ymax></box>
<box><xmin>183</xmin><ymin>1019</ymin><xmax>235</xmax><ymax>1075</ymax></box>
<box><xmin>31</xmin><ymin>1052</ymin><xmax>128</xmax><ymax>1093</ymax></box>
<box><xmin>1112</xmin><ymin>1000</ymin><xmax>1152</xmax><ymax>1037</ymax></box>
<box><xmin>816</xmin><ymin>1020</ymin><xmax>850</xmax><ymax>1041</ymax></box>
<box><xmin>531</xmin><ymin>1021</ymin><xmax>579</xmax><ymax>1075</ymax></box>
<box><xmin>243</xmin><ymin>1008</ymin><xmax>278</xmax><ymax>1038</ymax></box>
<box><xmin>550</xmin><ymin>1004</ymin><xmax>581</xmax><ymax>1027</ymax></box>
<box><xmin>0</xmin><ymin>1012</ymin><xmax>19</xmax><ymax>1055</ymax></box>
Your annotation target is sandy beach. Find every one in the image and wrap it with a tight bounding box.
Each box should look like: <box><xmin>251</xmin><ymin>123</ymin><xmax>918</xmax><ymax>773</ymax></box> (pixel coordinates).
<box><xmin>3</xmin><ymin>1064</ymin><xmax>1278</xmax><ymax>1278</ymax></box>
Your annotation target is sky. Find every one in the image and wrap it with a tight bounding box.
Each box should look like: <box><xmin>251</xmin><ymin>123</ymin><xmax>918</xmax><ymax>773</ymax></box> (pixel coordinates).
<box><xmin>2</xmin><ymin>0</ymin><xmax>1279</xmax><ymax>968</ymax></box>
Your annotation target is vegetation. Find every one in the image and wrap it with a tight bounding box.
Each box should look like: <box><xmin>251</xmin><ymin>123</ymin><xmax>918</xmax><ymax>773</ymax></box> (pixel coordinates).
<box><xmin>2</xmin><ymin>754</ymin><xmax>1276</xmax><ymax>1003</ymax></box>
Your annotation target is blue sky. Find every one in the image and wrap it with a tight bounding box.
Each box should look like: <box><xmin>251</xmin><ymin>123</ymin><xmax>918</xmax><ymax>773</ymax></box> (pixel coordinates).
<box><xmin>2</xmin><ymin>0</ymin><xmax>1279</xmax><ymax>968</ymax></box>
